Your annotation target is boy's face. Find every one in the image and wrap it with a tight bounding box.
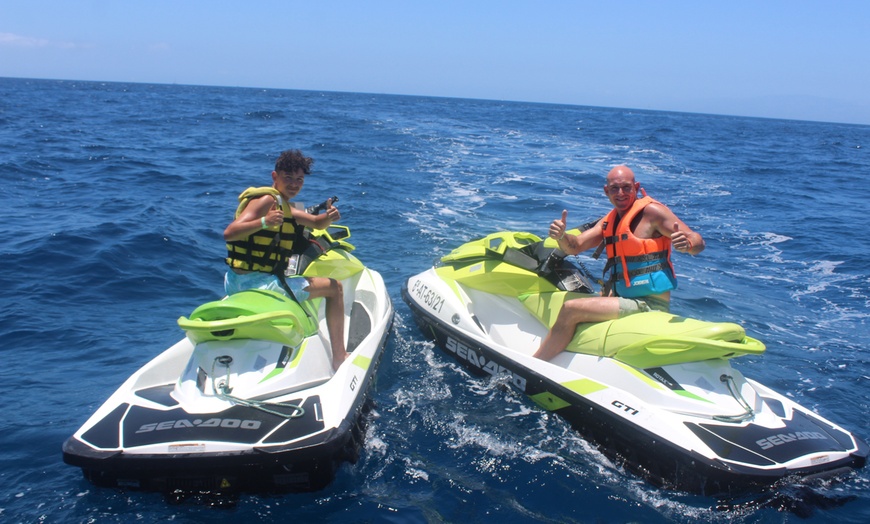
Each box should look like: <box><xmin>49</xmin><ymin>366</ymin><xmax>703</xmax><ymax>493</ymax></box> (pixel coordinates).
<box><xmin>273</xmin><ymin>169</ymin><xmax>306</xmax><ymax>199</ymax></box>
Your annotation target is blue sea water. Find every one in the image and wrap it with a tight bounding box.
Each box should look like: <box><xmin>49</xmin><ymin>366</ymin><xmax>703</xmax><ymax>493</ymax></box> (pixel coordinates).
<box><xmin>1</xmin><ymin>77</ymin><xmax>868</xmax><ymax>523</ymax></box>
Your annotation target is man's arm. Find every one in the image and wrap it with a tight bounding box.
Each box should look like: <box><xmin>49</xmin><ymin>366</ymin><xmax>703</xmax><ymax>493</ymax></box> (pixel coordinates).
<box><xmin>555</xmin><ymin>214</ymin><xmax>606</xmax><ymax>255</ymax></box>
<box><xmin>647</xmin><ymin>203</ymin><xmax>705</xmax><ymax>256</ymax></box>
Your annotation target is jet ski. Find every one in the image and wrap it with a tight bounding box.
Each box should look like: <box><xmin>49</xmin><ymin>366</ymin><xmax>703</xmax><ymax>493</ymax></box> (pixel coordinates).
<box><xmin>64</xmin><ymin>221</ymin><xmax>394</xmax><ymax>493</ymax></box>
<box><xmin>402</xmin><ymin>230</ymin><xmax>867</xmax><ymax>495</ymax></box>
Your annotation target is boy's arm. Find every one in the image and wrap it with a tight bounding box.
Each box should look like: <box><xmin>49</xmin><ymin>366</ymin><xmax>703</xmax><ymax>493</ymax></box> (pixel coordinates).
<box><xmin>291</xmin><ymin>201</ymin><xmax>341</xmax><ymax>230</ymax></box>
<box><xmin>223</xmin><ymin>195</ymin><xmax>279</xmax><ymax>241</ymax></box>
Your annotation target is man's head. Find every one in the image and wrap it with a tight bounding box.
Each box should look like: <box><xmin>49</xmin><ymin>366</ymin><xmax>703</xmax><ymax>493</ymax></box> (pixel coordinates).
<box><xmin>604</xmin><ymin>165</ymin><xmax>640</xmax><ymax>214</ymax></box>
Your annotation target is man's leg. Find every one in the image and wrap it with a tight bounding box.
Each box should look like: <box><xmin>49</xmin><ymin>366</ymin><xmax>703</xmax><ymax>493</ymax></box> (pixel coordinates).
<box><xmin>532</xmin><ymin>296</ymin><xmax>620</xmax><ymax>361</ymax></box>
<box><xmin>305</xmin><ymin>277</ymin><xmax>348</xmax><ymax>371</ymax></box>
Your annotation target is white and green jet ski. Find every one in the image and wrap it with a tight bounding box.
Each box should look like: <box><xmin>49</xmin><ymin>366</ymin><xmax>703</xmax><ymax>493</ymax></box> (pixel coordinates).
<box><xmin>402</xmin><ymin>230</ymin><xmax>867</xmax><ymax>495</ymax></box>
<box><xmin>64</xmin><ymin>223</ymin><xmax>393</xmax><ymax>493</ymax></box>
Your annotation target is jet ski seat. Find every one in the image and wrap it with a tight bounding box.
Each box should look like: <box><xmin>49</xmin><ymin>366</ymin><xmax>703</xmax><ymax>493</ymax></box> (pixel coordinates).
<box><xmin>519</xmin><ymin>291</ymin><xmax>766</xmax><ymax>368</ymax></box>
<box><xmin>178</xmin><ymin>289</ymin><xmax>319</xmax><ymax>347</ymax></box>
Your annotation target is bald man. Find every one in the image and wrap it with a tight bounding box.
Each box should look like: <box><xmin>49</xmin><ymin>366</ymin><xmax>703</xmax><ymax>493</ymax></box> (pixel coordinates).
<box><xmin>532</xmin><ymin>165</ymin><xmax>705</xmax><ymax>361</ymax></box>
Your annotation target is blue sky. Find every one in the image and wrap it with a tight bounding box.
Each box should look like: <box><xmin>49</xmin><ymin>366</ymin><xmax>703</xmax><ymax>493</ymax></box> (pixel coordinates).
<box><xmin>3</xmin><ymin>1</ymin><xmax>869</xmax><ymax>125</ymax></box>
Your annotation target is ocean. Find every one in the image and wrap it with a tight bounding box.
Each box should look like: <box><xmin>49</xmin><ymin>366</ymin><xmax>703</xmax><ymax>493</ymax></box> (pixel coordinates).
<box><xmin>0</xmin><ymin>77</ymin><xmax>868</xmax><ymax>523</ymax></box>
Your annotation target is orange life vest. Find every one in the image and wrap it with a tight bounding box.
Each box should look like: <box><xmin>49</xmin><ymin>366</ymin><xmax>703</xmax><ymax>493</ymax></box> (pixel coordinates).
<box><xmin>602</xmin><ymin>194</ymin><xmax>677</xmax><ymax>298</ymax></box>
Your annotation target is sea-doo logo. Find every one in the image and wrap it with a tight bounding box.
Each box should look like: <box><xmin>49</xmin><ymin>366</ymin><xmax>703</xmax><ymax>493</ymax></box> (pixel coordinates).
<box><xmin>136</xmin><ymin>418</ymin><xmax>262</xmax><ymax>433</ymax></box>
<box><xmin>411</xmin><ymin>280</ymin><xmax>444</xmax><ymax>313</ymax></box>
<box><xmin>756</xmin><ymin>431</ymin><xmax>830</xmax><ymax>450</ymax></box>
<box><xmin>445</xmin><ymin>337</ymin><xmax>527</xmax><ymax>391</ymax></box>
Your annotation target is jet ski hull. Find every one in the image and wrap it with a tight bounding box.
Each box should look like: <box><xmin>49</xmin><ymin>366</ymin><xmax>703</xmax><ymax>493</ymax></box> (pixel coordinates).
<box><xmin>63</xmin><ymin>401</ymin><xmax>369</xmax><ymax>492</ymax></box>
<box><xmin>63</xmin><ymin>332</ymin><xmax>388</xmax><ymax>493</ymax></box>
<box><xmin>401</xmin><ymin>231</ymin><xmax>867</xmax><ymax>495</ymax></box>
<box><xmin>64</xmin><ymin>229</ymin><xmax>394</xmax><ymax>493</ymax></box>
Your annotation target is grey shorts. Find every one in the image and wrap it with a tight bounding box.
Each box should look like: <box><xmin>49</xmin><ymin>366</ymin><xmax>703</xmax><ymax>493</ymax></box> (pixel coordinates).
<box><xmin>616</xmin><ymin>295</ymin><xmax>670</xmax><ymax>318</ymax></box>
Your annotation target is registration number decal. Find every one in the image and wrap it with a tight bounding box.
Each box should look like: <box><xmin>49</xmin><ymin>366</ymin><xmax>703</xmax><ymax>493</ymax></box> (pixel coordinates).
<box><xmin>411</xmin><ymin>280</ymin><xmax>444</xmax><ymax>313</ymax></box>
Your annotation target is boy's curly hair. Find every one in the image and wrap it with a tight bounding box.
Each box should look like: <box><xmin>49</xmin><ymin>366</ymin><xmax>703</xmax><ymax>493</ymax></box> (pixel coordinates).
<box><xmin>275</xmin><ymin>149</ymin><xmax>314</xmax><ymax>174</ymax></box>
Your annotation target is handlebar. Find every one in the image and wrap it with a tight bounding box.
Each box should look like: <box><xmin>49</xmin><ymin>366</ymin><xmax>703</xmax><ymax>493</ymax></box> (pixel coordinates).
<box><xmin>305</xmin><ymin>195</ymin><xmax>339</xmax><ymax>215</ymax></box>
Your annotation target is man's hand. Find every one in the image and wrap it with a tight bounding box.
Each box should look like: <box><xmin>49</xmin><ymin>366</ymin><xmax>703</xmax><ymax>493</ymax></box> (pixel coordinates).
<box><xmin>550</xmin><ymin>210</ymin><xmax>568</xmax><ymax>240</ymax></box>
<box><xmin>671</xmin><ymin>222</ymin><xmax>693</xmax><ymax>253</ymax></box>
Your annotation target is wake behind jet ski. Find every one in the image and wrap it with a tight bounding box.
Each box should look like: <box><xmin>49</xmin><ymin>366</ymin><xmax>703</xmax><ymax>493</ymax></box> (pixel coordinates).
<box><xmin>402</xmin><ymin>230</ymin><xmax>867</xmax><ymax>495</ymax></box>
<box><xmin>64</xmin><ymin>222</ymin><xmax>394</xmax><ymax>493</ymax></box>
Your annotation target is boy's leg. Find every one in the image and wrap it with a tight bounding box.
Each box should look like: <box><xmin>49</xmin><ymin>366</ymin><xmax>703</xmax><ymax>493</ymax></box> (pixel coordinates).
<box><xmin>305</xmin><ymin>276</ymin><xmax>348</xmax><ymax>370</ymax></box>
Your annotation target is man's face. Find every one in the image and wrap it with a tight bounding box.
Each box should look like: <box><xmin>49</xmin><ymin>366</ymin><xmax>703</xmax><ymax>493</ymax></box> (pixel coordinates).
<box><xmin>604</xmin><ymin>171</ymin><xmax>639</xmax><ymax>213</ymax></box>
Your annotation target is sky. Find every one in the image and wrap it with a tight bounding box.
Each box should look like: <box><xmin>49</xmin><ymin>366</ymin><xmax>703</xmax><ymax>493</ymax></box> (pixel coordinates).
<box><xmin>2</xmin><ymin>0</ymin><xmax>870</xmax><ymax>125</ymax></box>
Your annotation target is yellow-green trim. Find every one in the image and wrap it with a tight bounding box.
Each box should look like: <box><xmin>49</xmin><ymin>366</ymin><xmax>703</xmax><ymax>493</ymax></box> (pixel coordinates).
<box><xmin>530</xmin><ymin>391</ymin><xmax>571</xmax><ymax>411</ymax></box>
<box><xmin>530</xmin><ymin>378</ymin><xmax>608</xmax><ymax>411</ymax></box>
<box><xmin>436</xmin><ymin>259</ymin><xmax>559</xmax><ymax>296</ymax></box>
<box><xmin>612</xmin><ymin>360</ymin><xmax>711</xmax><ymax>403</ymax></box>
<box><xmin>258</xmin><ymin>340</ymin><xmax>307</xmax><ymax>383</ymax></box>
<box><xmin>434</xmin><ymin>266</ymin><xmax>465</xmax><ymax>302</ymax></box>
<box><xmin>441</xmin><ymin>231</ymin><xmax>542</xmax><ymax>262</ymax></box>
<box><xmin>304</xmin><ymin>249</ymin><xmax>364</xmax><ymax>280</ymax></box>
<box><xmin>674</xmin><ymin>389</ymin><xmax>713</xmax><ymax>403</ymax></box>
<box><xmin>561</xmin><ymin>378</ymin><xmax>608</xmax><ymax>396</ymax></box>
<box><xmin>352</xmin><ymin>354</ymin><xmax>372</xmax><ymax>370</ymax></box>
<box><xmin>613</xmin><ymin>360</ymin><xmax>665</xmax><ymax>390</ymax></box>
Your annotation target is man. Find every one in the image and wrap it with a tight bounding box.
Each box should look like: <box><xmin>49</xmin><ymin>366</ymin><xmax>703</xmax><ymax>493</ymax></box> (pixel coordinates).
<box><xmin>223</xmin><ymin>149</ymin><xmax>348</xmax><ymax>370</ymax></box>
<box><xmin>532</xmin><ymin>165</ymin><xmax>705</xmax><ymax>361</ymax></box>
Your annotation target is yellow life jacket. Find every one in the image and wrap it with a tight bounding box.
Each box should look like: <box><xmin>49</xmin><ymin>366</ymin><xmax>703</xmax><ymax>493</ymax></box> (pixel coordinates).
<box><xmin>225</xmin><ymin>187</ymin><xmax>301</xmax><ymax>273</ymax></box>
<box><xmin>602</xmin><ymin>194</ymin><xmax>677</xmax><ymax>298</ymax></box>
